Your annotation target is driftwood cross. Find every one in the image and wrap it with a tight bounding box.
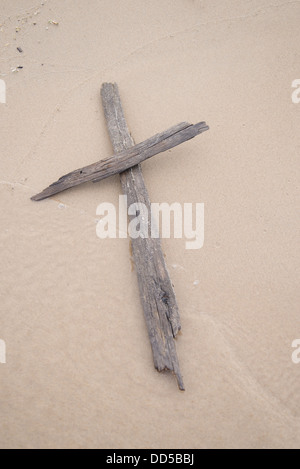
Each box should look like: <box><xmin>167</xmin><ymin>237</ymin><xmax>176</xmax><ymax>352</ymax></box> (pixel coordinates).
<box><xmin>32</xmin><ymin>83</ymin><xmax>209</xmax><ymax>390</ymax></box>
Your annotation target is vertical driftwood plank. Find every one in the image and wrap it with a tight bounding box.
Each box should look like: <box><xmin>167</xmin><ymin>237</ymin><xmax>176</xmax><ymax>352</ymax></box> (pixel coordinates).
<box><xmin>101</xmin><ymin>83</ymin><xmax>184</xmax><ymax>390</ymax></box>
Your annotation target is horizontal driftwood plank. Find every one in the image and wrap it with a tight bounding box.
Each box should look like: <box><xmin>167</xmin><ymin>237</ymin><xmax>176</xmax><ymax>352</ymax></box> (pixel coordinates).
<box><xmin>31</xmin><ymin>121</ymin><xmax>208</xmax><ymax>201</ymax></box>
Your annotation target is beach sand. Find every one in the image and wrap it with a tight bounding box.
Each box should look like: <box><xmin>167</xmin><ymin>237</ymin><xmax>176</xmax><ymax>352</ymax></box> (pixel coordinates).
<box><xmin>0</xmin><ymin>0</ymin><xmax>299</xmax><ymax>449</ymax></box>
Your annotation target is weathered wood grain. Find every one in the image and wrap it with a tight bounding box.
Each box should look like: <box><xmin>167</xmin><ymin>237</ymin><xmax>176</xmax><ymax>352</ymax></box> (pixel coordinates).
<box><xmin>31</xmin><ymin>121</ymin><xmax>208</xmax><ymax>201</ymax></box>
<box><xmin>101</xmin><ymin>83</ymin><xmax>187</xmax><ymax>390</ymax></box>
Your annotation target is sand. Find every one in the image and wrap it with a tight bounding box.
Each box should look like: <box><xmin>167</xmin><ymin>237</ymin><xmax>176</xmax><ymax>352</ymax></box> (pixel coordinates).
<box><xmin>0</xmin><ymin>0</ymin><xmax>299</xmax><ymax>449</ymax></box>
